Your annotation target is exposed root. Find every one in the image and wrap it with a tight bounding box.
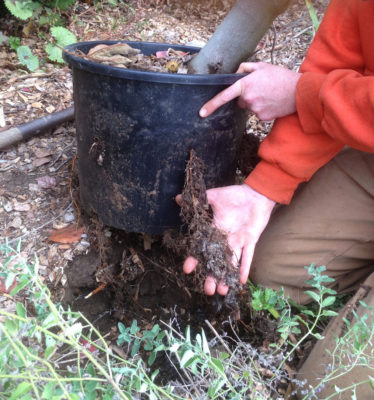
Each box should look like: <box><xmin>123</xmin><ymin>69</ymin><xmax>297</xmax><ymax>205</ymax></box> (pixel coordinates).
<box><xmin>175</xmin><ymin>150</ymin><xmax>242</xmax><ymax>308</ymax></box>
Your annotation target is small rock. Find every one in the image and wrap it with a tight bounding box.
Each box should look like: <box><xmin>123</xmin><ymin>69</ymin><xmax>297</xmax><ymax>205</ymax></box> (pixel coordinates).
<box><xmin>3</xmin><ymin>202</ymin><xmax>12</xmax><ymax>212</ymax></box>
<box><xmin>60</xmin><ymin>274</ymin><xmax>67</xmax><ymax>286</ymax></box>
<box><xmin>104</xmin><ymin>230</ymin><xmax>112</xmax><ymax>238</ymax></box>
<box><xmin>28</xmin><ymin>183</ymin><xmax>39</xmax><ymax>192</ymax></box>
<box><xmin>64</xmin><ymin>212</ymin><xmax>75</xmax><ymax>223</ymax></box>
<box><xmin>63</xmin><ymin>250</ymin><xmax>73</xmax><ymax>261</ymax></box>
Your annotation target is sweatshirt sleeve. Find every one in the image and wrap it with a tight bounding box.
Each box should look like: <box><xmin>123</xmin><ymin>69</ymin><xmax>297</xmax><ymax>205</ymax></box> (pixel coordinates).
<box><xmin>297</xmin><ymin>70</ymin><xmax>374</xmax><ymax>152</ymax></box>
<box><xmin>246</xmin><ymin>0</ymin><xmax>370</xmax><ymax>204</ymax></box>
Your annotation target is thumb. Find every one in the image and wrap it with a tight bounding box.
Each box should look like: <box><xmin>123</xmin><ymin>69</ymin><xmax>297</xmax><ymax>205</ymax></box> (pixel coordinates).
<box><xmin>236</xmin><ymin>62</ymin><xmax>258</xmax><ymax>74</ymax></box>
<box><xmin>206</xmin><ymin>187</ymin><xmax>220</xmax><ymax>208</ymax></box>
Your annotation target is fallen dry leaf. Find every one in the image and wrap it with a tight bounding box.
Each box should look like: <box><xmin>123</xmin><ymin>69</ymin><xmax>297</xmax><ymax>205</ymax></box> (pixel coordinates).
<box><xmin>46</xmin><ymin>105</ymin><xmax>55</xmax><ymax>113</ymax></box>
<box><xmin>35</xmin><ymin>148</ymin><xmax>54</xmax><ymax>158</ymax></box>
<box><xmin>79</xmin><ymin>338</ymin><xmax>99</xmax><ymax>354</ymax></box>
<box><xmin>58</xmin><ymin>244</ymin><xmax>71</xmax><ymax>250</ymax></box>
<box><xmin>48</xmin><ymin>225</ymin><xmax>84</xmax><ymax>244</ymax></box>
<box><xmin>37</xmin><ymin>175</ymin><xmax>56</xmax><ymax>188</ymax></box>
<box><xmin>9</xmin><ymin>216</ymin><xmax>22</xmax><ymax>228</ymax></box>
<box><xmin>14</xmin><ymin>202</ymin><xmax>31</xmax><ymax>212</ymax></box>
<box><xmin>88</xmin><ymin>43</ymin><xmax>140</xmax><ymax>57</ymax></box>
<box><xmin>33</xmin><ymin>157</ymin><xmax>51</xmax><ymax>167</ymax></box>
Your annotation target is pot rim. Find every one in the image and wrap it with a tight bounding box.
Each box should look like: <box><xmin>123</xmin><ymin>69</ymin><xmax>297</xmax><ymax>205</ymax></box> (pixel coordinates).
<box><xmin>63</xmin><ymin>40</ymin><xmax>247</xmax><ymax>85</ymax></box>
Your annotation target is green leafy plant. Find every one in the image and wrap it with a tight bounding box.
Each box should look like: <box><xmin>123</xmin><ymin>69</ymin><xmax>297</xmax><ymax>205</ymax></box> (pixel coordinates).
<box><xmin>0</xmin><ymin>242</ymin><xmax>180</xmax><ymax>400</ymax></box>
<box><xmin>9</xmin><ymin>36</ymin><xmax>21</xmax><ymax>50</ymax></box>
<box><xmin>249</xmin><ymin>284</ymin><xmax>285</xmax><ymax>319</ymax></box>
<box><xmin>5</xmin><ymin>0</ymin><xmax>75</xmax><ymax>21</ymax></box>
<box><xmin>2</xmin><ymin>243</ymin><xmax>373</xmax><ymax>399</ymax></box>
<box><xmin>305</xmin><ymin>0</ymin><xmax>320</xmax><ymax>31</ymax></box>
<box><xmin>5</xmin><ymin>0</ymin><xmax>77</xmax><ymax>70</ymax></box>
<box><xmin>117</xmin><ymin>320</ymin><xmax>166</xmax><ymax>366</ymax></box>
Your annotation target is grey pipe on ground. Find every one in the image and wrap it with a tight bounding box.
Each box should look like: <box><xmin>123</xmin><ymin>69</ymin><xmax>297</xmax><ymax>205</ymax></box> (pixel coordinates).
<box><xmin>0</xmin><ymin>106</ymin><xmax>75</xmax><ymax>150</ymax></box>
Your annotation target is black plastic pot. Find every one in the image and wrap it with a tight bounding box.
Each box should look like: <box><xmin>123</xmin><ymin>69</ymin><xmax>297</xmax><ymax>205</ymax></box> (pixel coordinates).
<box><xmin>63</xmin><ymin>41</ymin><xmax>247</xmax><ymax>234</ymax></box>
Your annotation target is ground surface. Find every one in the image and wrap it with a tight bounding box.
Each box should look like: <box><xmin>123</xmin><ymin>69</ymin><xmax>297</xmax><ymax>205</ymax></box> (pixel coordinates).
<box><xmin>0</xmin><ymin>0</ymin><xmax>328</xmax><ymax>394</ymax></box>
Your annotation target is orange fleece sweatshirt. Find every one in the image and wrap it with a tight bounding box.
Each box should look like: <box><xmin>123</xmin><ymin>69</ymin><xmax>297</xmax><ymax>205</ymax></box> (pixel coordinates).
<box><xmin>245</xmin><ymin>0</ymin><xmax>374</xmax><ymax>204</ymax></box>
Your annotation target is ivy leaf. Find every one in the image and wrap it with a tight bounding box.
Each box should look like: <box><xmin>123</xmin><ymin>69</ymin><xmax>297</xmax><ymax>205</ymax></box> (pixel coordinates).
<box><xmin>16</xmin><ymin>45</ymin><xmax>39</xmax><ymax>71</ymax></box>
<box><xmin>50</xmin><ymin>26</ymin><xmax>76</xmax><ymax>47</ymax></box>
<box><xmin>46</xmin><ymin>27</ymin><xmax>76</xmax><ymax>63</ymax></box>
<box><xmin>45</xmin><ymin>43</ymin><xmax>63</xmax><ymax>63</ymax></box>
<box><xmin>5</xmin><ymin>0</ymin><xmax>37</xmax><ymax>20</ymax></box>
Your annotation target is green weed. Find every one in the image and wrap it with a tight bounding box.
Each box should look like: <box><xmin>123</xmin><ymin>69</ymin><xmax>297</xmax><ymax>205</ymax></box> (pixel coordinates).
<box><xmin>1</xmin><ymin>242</ymin><xmax>373</xmax><ymax>399</ymax></box>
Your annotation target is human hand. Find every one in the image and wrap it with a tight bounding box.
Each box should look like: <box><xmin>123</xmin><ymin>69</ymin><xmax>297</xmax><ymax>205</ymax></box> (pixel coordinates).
<box><xmin>199</xmin><ymin>62</ymin><xmax>301</xmax><ymax>121</ymax></box>
<box><xmin>179</xmin><ymin>184</ymin><xmax>276</xmax><ymax>296</ymax></box>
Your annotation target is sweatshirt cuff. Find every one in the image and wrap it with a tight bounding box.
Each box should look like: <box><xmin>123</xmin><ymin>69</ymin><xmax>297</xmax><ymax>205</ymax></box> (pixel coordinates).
<box><xmin>244</xmin><ymin>160</ymin><xmax>304</xmax><ymax>204</ymax></box>
<box><xmin>296</xmin><ymin>72</ymin><xmax>326</xmax><ymax>134</ymax></box>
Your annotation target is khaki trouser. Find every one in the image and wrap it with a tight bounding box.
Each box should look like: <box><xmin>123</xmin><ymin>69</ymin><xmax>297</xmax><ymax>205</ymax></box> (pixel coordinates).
<box><xmin>250</xmin><ymin>148</ymin><xmax>374</xmax><ymax>305</ymax></box>
<box><xmin>249</xmin><ymin>148</ymin><xmax>374</xmax><ymax>398</ymax></box>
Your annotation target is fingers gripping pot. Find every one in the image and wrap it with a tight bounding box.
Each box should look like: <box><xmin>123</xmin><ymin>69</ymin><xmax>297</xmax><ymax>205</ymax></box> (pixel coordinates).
<box><xmin>63</xmin><ymin>41</ymin><xmax>247</xmax><ymax>234</ymax></box>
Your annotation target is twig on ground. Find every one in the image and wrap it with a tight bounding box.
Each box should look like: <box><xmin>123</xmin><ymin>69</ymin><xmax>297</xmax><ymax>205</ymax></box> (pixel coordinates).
<box><xmin>204</xmin><ymin>319</ymin><xmax>234</xmax><ymax>357</ymax></box>
<box><xmin>5</xmin><ymin>72</ymin><xmax>54</xmax><ymax>84</ymax></box>
<box><xmin>270</xmin><ymin>22</ymin><xmax>277</xmax><ymax>64</ymax></box>
<box><xmin>6</xmin><ymin>201</ymin><xmax>73</xmax><ymax>244</ymax></box>
<box><xmin>53</xmin><ymin>157</ymin><xmax>73</xmax><ymax>173</ymax></box>
<box><xmin>85</xmin><ymin>282</ymin><xmax>108</xmax><ymax>299</ymax></box>
<box><xmin>49</xmin><ymin>142</ymin><xmax>75</xmax><ymax>167</ymax></box>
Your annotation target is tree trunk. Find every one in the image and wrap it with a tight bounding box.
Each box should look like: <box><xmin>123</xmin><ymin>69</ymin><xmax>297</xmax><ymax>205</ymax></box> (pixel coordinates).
<box><xmin>188</xmin><ymin>0</ymin><xmax>291</xmax><ymax>74</ymax></box>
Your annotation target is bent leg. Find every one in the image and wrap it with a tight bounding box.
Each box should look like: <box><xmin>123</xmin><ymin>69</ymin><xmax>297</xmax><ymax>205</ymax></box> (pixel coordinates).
<box><xmin>296</xmin><ymin>272</ymin><xmax>374</xmax><ymax>398</ymax></box>
<box><xmin>249</xmin><ymin>148</ymin><xmax>374</xmax><ymax>304</ymax></box>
